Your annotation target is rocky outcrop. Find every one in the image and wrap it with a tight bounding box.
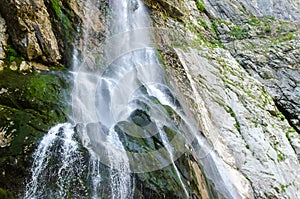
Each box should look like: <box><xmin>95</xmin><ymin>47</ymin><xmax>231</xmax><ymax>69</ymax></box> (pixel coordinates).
<box><xmin>145</xmin><ymin>0</ymin><xmax>300</xmax><ymax>198</ymax></box>
<box><xmin>203</xmin><ymin>0</ymin><xmax>300</xmax><ymax>23</ymax></box>
<box><xmin>0</xmin><ymin>14</ymin><xmax>7</xmax><ymax>70</ymax></box>
<box><xmin>0</xmin><ymin>0</ymin><xmax>82</xmax><ymax>197</ymax></box>
<box><xmin>208</xmin><ymin>2</ymin><xmax>300</xmax><ymax>144</ymax></box>
<box><xmin>0</xmin><ymin>70</ymin><xmax>70</xmax><ymax>196</ymax></box>
<box><xmin>0</xmin><ymin>0</ymin><xmax>61</xmax><ymax>64</ymax></box>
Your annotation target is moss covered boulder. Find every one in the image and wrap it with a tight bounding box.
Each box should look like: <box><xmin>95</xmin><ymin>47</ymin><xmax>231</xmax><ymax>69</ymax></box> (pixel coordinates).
<box><xmin>0</xmin><ymin>69</ymin><xmax>70</xmax><ymax>197</ymax></box>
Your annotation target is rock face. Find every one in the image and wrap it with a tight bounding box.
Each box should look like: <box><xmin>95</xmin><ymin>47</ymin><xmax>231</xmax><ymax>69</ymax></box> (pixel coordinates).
<box><xmin>144</xmin><ymin>0</ymin><xmax>300</xmax><ymax>198</ymax></box>
<box><xmin>0</xmin><ymin>0</ymin><xmax>61</xmax><ymax>64</ymax></box>
<box><xmin>203</xmin><ymin>0</ymin><xmax>300</xmax><ymax>23</ymax></box>
<box><xmin>0</xmin><ymin>0</ymin><xmax>80</xmax><ymax>197</ymax></box>
<box><xmin>0</xmin><ymin>15</ymin><xmax>6</xmax><ymax>62</ymax></box>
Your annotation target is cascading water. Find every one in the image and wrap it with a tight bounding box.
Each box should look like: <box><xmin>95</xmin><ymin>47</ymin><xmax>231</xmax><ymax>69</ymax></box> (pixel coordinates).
<box><xmin>23</xmin><ymin>0</ymin><xmax>243</xmax><ymax>198</ymax></box>
<box><xmin>24</xmin><ymin>123</ymin><xmax>87</xmax><ymax>198</ymax></box>
<box><xmin>24</xmin><ymin>0</ymin><xmax>191</xmax><ymax>198</ymax></box>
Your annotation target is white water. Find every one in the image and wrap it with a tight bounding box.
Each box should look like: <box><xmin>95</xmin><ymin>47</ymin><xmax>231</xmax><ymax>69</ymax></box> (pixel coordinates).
<box><xmin>24</xmin><ymin>123</ymin><xmax>86</xmax><ymax>198</ymax></box>
<box><xmin>71</xmin><ymin>0</ymin><xmax>159</xmax><ymax>197</ymax></box>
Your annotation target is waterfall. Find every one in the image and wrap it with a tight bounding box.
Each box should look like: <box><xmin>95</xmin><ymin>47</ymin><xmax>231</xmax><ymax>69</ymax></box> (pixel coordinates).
<box><xmin>24</xmin><ymin>0</ymin><xmax>211</xmax><ymax>198</ymax></box>
<box><xmin>24</xmin><ymin>123</ymin><xmax>87</xmax><ymax>198</ymax></box>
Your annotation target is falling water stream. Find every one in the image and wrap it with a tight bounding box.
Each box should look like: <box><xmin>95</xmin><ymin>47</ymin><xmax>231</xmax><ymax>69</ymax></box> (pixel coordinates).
<box><xmin>23</xmin><ymin>0</ymin><xmax>243</xmax><ymax>198</ymax></box>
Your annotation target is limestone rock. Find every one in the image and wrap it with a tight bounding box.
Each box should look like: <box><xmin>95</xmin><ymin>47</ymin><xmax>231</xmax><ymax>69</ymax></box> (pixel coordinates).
<box><xmin>0</xmin><ymin>15</ymin><xmax>7</xmax><ymax>60</ymax></box>
<box><xmin>19</xmin><ymin>61</ymin><xmax>32</xmax><ymax>71</ymax></box>
<box><xmin>173</xmin><ymin>47</ymin><xmax>300</xmax><ymax>198</ymax></box>
<box><xmin>0</xmin><ymin>126</ymin><xmax>13</xmax><ymax>148</ymax></box>
<box><xmin>148</xmin><ymin>0</ymin><xmax>300</xmax><ymax>198</ymax></box>
<box><xmin>0</xmin><ymin>60</ymin><xmax>4</xmax><ymax>71</ymax></box>
<box><xmin>143</xmin><ymin>0</ymin><xmax>184</xmax><ymax>20</ymax></box>
<box><xmin>203</xmin><ymin>0</ymin><xmax>300</xmax><ymax>23</ymax></box>
<box><xmin>0</xmin><ymin>0</ymin><xmax>61</xmax><ymax>64</ymax></box>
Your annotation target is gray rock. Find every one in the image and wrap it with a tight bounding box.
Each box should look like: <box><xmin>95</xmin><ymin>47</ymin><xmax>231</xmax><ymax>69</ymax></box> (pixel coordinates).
<box><xmin>0</xmin><ymin>15</ymin><xmax>7</xmax><ymax>60</ymax></box>
<box><xmin>174</xmin><ymin>47</ymin><xmax>300</xmax><ymax>198</ymax></box>
<box><xmin>203</xmin><ymin>0</ymin><xmax>300</xmax><ymax>23</ymax></box>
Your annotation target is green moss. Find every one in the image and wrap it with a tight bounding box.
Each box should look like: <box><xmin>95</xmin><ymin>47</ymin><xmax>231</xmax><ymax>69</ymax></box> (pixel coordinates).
<box><xmin>265</xmin><ymin>25</ymin><xmax>271</xmax><ymax>33</ymax></box>
<box><xmin>4</xmin><ymin>44</ymin><xmax>25</xmax><ymax>66</ymax></box>
<box><xmin>50</xmin><ymin>0</ymin><xmax>62</xmax><ymax>16</ymax></box>
<box><xmin>0</xmin><ymin>69</ymin><xmax>70</xmax><ymax>194</ymax></box>
<box><xmin>277</xmin><ymin>153</ymin><xmax>284</xmax><ymax>162</ymax></box>
<box><xmin>0</xmin><ymin>69</ymin><xmax>69</xmax><ymax>154</ymax></box>
<box><xmin>209</xmin><ymin>40</ymin><xmax>225</xmax><ymax>48</ymax></box>
<box><xmin>229</xmin><ymin>25</ymin><xmax>249</xmax><ymax>39</ymax></box>
<box><xmin>45</xmin><ymin>0</ymin><xmax>80</xmax><ymax>66</ymax></box>
<box><xmin>281</xmin><ymin>32</ymin><xmax>294</xmax><ymax>41</ymax></box>
<box><xmin>0</xmin><ymin>188</ymin><xmax>13</xmax><ymax>199</ymax></box>
<box><xmin>226</xmin><ymin>106</ymin><xmax>241</xmax><ymax>133</ymax></box>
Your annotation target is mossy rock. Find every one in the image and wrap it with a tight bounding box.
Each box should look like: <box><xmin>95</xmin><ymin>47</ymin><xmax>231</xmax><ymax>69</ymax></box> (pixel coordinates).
<box><xmin>0</xmin><ymin>69</ymin><xmax>70</xmax><ymax>196</ymax></box>
<box><xmin>45</xmin><ymin>0</ymin><xmax>81</xmax><ymax>67</ymax></box>
<box><xmin>0</xmin><ymin>188</ymin><xmax>13</xmax><ymax>199</ymax></box>
<box><xmin>130</xmin><ymin>109</ymin><xmax>152</xmax><ymax>127</ymax></box>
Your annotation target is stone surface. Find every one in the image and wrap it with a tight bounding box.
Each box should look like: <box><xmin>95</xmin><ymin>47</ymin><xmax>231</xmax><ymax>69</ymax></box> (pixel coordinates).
<box><xmin>0</xmin><ymin>70</ymin><xmax>69</xmax><ymax>196</ymax></box>
<box><xmin>0</xmin><ymin>15</ymin><xmax>7</xmax><ymax>60</ymax></box>
<box><xmin>0</xmin><ymin>0</ymin><xmax>61</xmax><ymax>64</ymax></box>
<box><xmin>174</xmin><ymin>47</ymin><xmax>300</xmax><ymax>198</ymax></box>
<box><xmin>147</xmin><ymin>0</ymin><xmax>300</xmax><ymax>198</ymax></box>
<box><xmin>203</xmin><ymin>0</ymin><xmax>300</xmax><ymax>23</ymax></box>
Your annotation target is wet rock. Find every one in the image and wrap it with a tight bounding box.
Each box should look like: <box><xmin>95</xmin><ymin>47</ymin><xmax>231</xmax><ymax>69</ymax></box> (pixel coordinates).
<box><xmin>147</xmin><ymin>0</ymin><xmax>300</xmax><ymax>197</ymax></box>
<box><xmin>143</xmin><ymin>0</ymin><xmax>184</xmax><ymax>20</ymax></box>
<box><xmin>0</xmin><ymin>60</ymin><xmax>4</xmax><ymax>71</ymax></box>
<box><xmin>0</xmin><ymin>188</ymin><xmax>13</xmax><ymax>199</ymax></box>
<box><xmin>173</xmin><ymin>47</ymin><xmax>300</xmax><ymax>198</ymax></box>
<box><xmin>0</xmin><ymin>69</ymin><xmax>69</xmax><ymax>196</ymax></box>
<box><xmin>130</xmin><ymin>109</ymin><xmax>151</xmax><ymax>127</ymax></box>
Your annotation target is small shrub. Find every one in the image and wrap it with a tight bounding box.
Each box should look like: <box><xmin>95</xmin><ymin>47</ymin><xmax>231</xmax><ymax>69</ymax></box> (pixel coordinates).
<box><xmin>196</xmin><ymin>0</ymin><xmax>205</xmax><ymax>12</ymax></box>
<box><xmin>229</xmin><ymin>25</ymin><xmax>249</xmax><ymax>39</ymax></box>
<box><xmin>211</xmin><ymin>21</ymin><xmax>218</xmax><ymax>34</ymax></box>
<box><xmin>198</xmin><ymin>19</ymin><xmax>208</xmax><ymax>29</ymax></box>
<box><xmin>265</xmin><ymin>25</ymin><xmax>271</xmax><ymax>33</ymax></box>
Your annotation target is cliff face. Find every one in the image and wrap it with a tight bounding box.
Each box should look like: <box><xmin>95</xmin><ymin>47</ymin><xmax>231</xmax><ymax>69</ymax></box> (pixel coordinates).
<box><xmin>0</xmin><ymin>0</ymin><xmax>299</xmax><ymax>198</ymax></box>
<box><xmin>144</xmin><ymin>0</ymin><xmax>300</xmax><ymax>198</ymax></box>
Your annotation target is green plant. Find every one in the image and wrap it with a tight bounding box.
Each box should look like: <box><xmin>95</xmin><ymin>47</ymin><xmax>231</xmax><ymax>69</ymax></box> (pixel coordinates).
<box><xmin>198</xmin><ymin>19</ymin><xmax>208</xmax><ymax>29</ymax></box>
<box><xmin>226</xmin><ymin>106</ymin><xmax>241</xmax><ymax>133</ymax></box>
<box><xmin>229</xmin><ymin>25</ymin><xmax>249</xmax><ymax>39</ymax></box>
<box><xmin>280</xmin><ymin>184</ymin><xmax>287</xmax><ymax>193</ymax></box>
<box><xmin>277</xmin><ymin>152</ymin><xmax>285</xmax><ymax>162</ymax></box>
<box><xmin>209</xmin><ymin>40</ymin><xmax>225</xmax><ymax>48</ymax></box>
<box><xmin>5</xmin><ymin>44</ymin><xmax>25</xmax><ymax>66</ymax></box>
<box><xmin>195</xmin><ymin>0</ymin><xmax>205</xmax><ymax>12</ymax></box>
<box><xmin>265</xmin><ymin>25</ymin><xmax>271</xmax><ymax>33</ymax></box>
<box><xmin>281</xmin><ymin>32</ymin><xmax>294</xmax><ymax>41</ymax></box>
<box><xmin>211</xmin><ymin>21</ymin><xmax>218</xmax><ymax>34</ymax></box>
